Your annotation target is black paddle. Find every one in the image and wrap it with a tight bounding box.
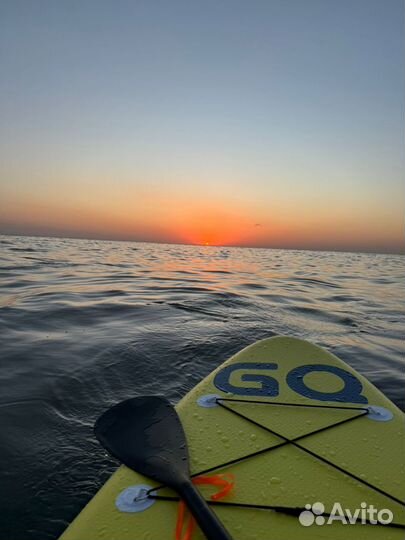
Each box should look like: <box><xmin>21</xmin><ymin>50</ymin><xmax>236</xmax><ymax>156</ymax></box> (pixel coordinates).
<box><xmin>94</xmin><ymin>396</ymin><xmax>233</xmax><ymax>540</ymax></box>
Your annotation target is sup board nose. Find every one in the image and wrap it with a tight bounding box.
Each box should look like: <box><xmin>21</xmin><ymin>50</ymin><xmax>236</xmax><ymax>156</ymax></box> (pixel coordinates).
<box><xmin>61</xmin><ymin>337</ymin><xmax>405</xmax><ymax>540</ymax></box>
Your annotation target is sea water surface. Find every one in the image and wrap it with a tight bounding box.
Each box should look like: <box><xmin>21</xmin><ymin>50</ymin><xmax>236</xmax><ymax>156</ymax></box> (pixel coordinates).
<box><xmin>0</xmin><ymin>235</ymin><xmax>404</xmax><ymax>540</ymax></box>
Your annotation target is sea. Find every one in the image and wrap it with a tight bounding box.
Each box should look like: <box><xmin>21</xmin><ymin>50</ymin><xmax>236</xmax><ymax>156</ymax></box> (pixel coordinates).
<box><xmin>0</xmin><ymin>234</ymin><xmax>404</xmax><ymax>540</ymax></box>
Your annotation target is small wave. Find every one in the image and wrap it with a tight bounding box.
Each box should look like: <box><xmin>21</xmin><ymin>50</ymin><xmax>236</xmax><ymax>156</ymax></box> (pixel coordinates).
<box><xmin>151</xmin><ymin>275</ymin><xmax>207</xmax><ymax>284</ymax></box>
<box><xmin>0</xmin><ymin>278</ymin><xmax>38</xmax><ymax>288</ymax></box>
<box><xmin>285</xmin><ymin>304</ymin><xmax>359</xmax><ymax>327</ymax></box>
<box><xmin>167</xmin><ymin>302</ymin><xmax>226</xmax><ymax>319</ymax></box>
<box><xmin>9</xmin><ymin>246</ymin><xmax>38</xmax><ymax>252</ymax></box>
<box><xmin>202</xmin><ymin>269</ymin><xmax>232</xmax><ymax>274</ymax></box>
<box><xmin>238</xmin><ymin>282</ymin><xmax>267</xmax><ymax>290</ymax></box>
<box><xmin>145</xmin><ymin>284</ymin><xmax>213</xmax><ymax>293</ymax></box>
<box><xmin>293</xmin><ymin>277</ymin><xmax>342</xmax><ymax>289</ymax></box>
<box><xmin>175</xmin><ymin>270</ymin><xmax>198</xmax><ymax>275</ymax></box>
<box><xmin>101</xmin><ymin>272</ymin><xmax>137</xmax><ymax>279</ymax></box>
<box><xmin>257</xmin><ymin>293</ymin><xmax>311</xmax><ymax>304</ymax></box>
<box><xmin>321</xmin><ymin>294</ymin><xmax>358</xmax><ymax>303</ymax></box>
<box><xmin>15</xmin><ymin>301</ymin><xmax>157</xmax><ymax>328</ymax></box>
<box><xmin>100</xmin><ymin>262</ymin><xmax>134</xmax><ymax>268</ymax></box>
<box><xmin>0</xmin><ymin>264</ymin><xmax>42</xmax><ymax>272</ymax></box>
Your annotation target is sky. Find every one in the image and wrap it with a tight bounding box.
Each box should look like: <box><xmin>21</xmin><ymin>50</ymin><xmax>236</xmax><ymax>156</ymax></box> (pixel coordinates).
<box><xmin>0</xmin><ymin>0</ymin><xmax>404</xmax><ymax>253</ymax></box>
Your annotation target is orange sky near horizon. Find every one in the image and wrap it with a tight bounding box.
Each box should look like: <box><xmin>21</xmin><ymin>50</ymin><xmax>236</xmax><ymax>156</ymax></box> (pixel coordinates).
<box><xmin>1</xmin><ymin>182</ymin><xmax>403</xmax><ymax>254</ymax></box>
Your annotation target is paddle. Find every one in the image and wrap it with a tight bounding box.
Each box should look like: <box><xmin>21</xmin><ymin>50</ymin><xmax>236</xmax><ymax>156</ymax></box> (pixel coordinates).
<box><xmin>94</xmin><ymin>396</ymin><xmax>233</xmax><ymax>540</ymax></box>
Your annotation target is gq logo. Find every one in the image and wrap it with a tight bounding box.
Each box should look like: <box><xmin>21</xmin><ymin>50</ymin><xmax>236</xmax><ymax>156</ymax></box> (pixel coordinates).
<box><xmin>214</xmin><ymin>362</ymin><xmax>368</xmax><ymax>404</ymax></box>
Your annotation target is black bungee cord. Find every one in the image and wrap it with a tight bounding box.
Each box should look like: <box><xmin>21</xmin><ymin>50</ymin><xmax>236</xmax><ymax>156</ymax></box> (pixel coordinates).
<box><xmin>146</xmin><ymin>398</ymin><xmax>405</xmax><ymax>529</ymax></box>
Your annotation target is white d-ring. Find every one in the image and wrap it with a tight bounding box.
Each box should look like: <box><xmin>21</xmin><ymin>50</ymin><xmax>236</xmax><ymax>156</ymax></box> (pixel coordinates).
<box><xmin>115</xmin><ymin>485</ymin><xmax>156</xmax><ymax>513</ymax></box>
<box><xmin>366</xmin><ymin>405</ymin><xmax>394</xmax><ymax>422</ymax></box>
<box><xmin>197</xmin><ymin>394</ymin><xmax>221</xmax><ymax>408</ymax></box>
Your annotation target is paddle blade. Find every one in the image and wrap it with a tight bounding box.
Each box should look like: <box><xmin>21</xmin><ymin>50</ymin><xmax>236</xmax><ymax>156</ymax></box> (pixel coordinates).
<box><xmin>94</xmin><ymin>396</ymin><xmax>190</xmax><ymax>488</ymax></box>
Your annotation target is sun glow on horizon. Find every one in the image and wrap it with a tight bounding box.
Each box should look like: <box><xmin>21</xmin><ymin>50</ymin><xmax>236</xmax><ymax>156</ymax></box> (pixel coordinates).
<box><xmin>1</xmin><ymin>186</ymin><xmax>404</xmax><ymax>254</ymax></box>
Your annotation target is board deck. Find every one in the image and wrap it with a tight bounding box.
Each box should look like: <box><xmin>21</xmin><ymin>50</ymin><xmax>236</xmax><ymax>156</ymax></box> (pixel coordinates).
<box><xmin>60</xmin><ymin>336</ymin><xmax>405</xmax><ymax>539</ymax></box>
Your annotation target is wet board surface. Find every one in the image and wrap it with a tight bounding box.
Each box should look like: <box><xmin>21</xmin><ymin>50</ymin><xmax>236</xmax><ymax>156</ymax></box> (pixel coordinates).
<box><xmin>60</xmin><ymin>336</ymin><xmax>405</xmax><ymax>540</ymax></box>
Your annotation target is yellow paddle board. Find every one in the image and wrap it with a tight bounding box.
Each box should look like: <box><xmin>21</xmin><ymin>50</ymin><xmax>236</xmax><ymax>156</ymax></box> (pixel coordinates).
<box><xmin>60</xmin><ymin>336</ymin><xmax>405</xmax><ymax>539</ymax></box>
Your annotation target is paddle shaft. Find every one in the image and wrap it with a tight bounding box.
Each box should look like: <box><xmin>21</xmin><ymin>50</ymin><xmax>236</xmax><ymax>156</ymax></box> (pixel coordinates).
<box><xmin>179</xmin><ymin>482</ymin><xmax>233</xmax><ymax>540</ymax></box>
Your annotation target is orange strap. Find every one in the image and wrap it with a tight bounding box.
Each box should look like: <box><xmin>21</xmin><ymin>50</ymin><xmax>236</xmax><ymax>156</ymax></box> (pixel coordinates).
<box><xmin>175</xmin><ymin>474</ymin><xmax>234</xmax><ymax>540</ymax></box>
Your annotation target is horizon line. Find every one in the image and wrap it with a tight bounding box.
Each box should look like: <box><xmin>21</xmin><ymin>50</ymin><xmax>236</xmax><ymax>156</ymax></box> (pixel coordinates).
<box><xmin>1</xmin><ymin>231</ymin><xmax>404</xmax><ymax>257</ymax></box>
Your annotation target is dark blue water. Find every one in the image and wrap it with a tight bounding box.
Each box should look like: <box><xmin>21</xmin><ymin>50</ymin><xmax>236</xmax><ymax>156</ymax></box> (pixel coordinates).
<box><xmin>0</xmin><ymin>235</ymin><xmax>404</xmax><ymax>540</ymax></box>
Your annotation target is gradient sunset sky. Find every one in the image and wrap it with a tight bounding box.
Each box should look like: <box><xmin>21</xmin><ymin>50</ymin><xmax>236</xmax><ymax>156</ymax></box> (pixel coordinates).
<box><xmin>0</xmin><ymin>0</ymin><xmax>404</xmax><ymax>253</ymax></box>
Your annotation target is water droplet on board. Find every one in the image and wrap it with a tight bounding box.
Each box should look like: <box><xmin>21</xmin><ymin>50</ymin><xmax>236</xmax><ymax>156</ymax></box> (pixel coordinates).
<box><xmin>270</xmin><ymin>476</ymin><xmax>281</xmax><ymax>484</ymax></box>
